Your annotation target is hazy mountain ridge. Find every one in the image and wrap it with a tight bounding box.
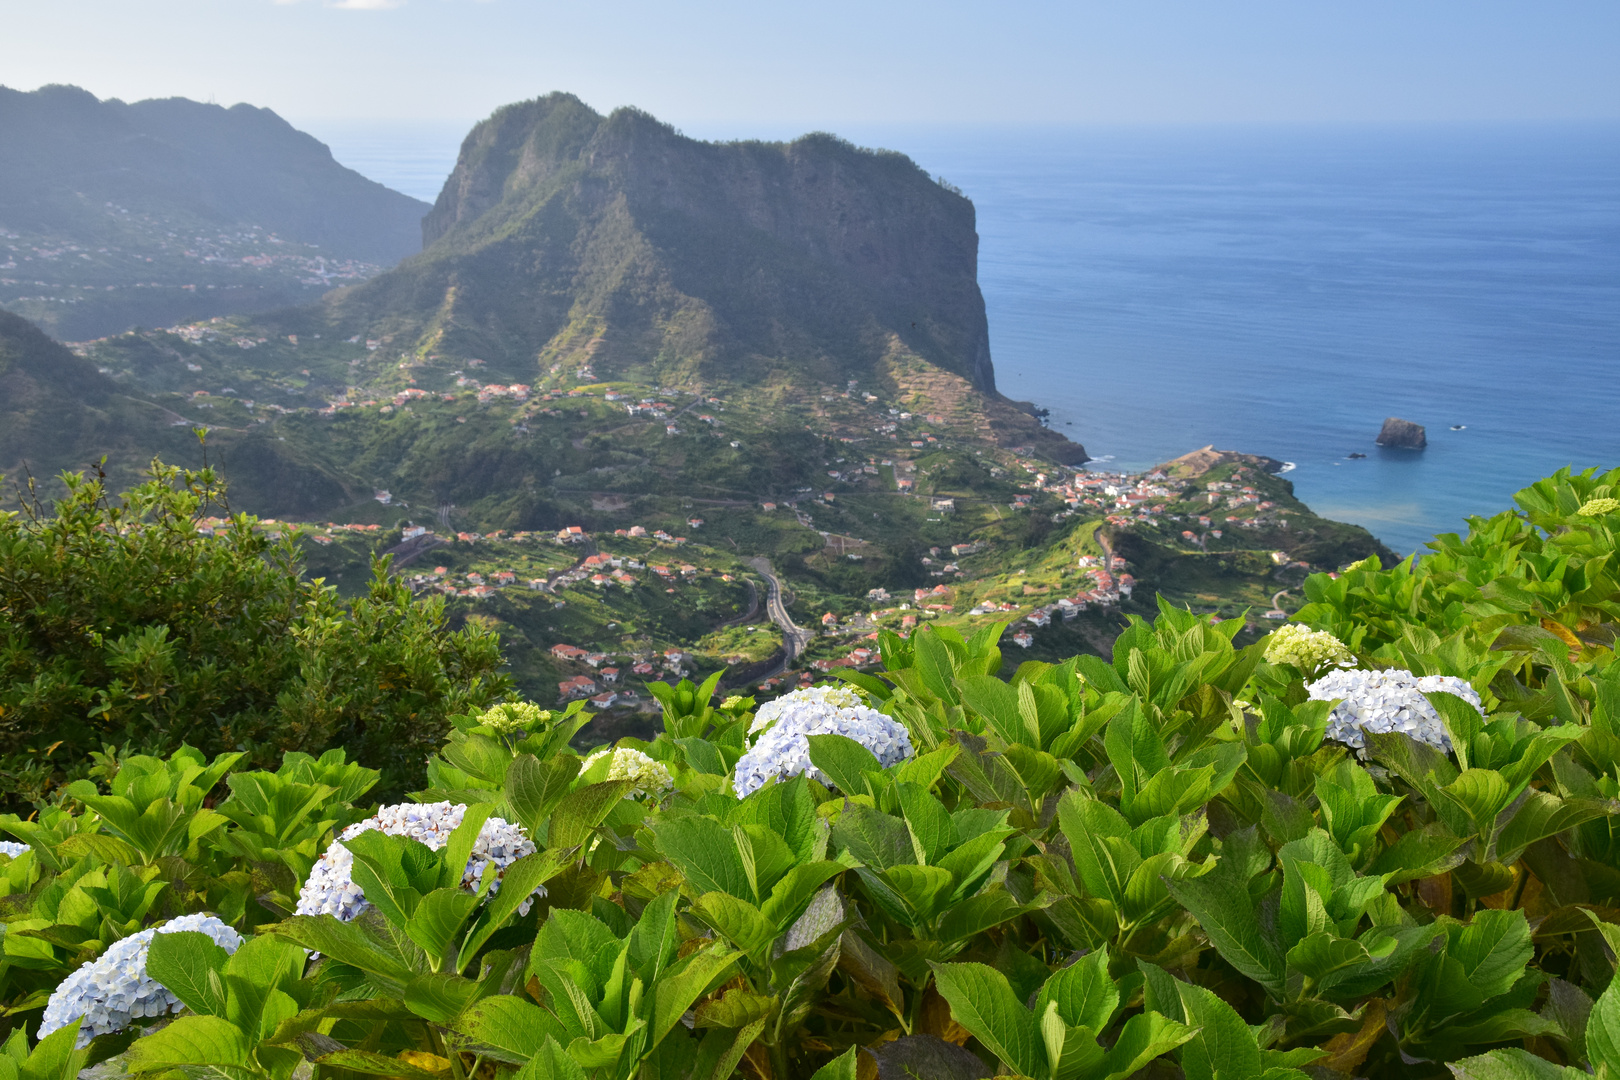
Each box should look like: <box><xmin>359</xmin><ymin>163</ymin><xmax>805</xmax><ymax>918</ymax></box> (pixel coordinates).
<box><xmin>0</xmin><ymin>84</ymin><xmax>428</xmax><ymax>261</ymax></box>
<box><xmin>0</xmin><ymin>84</ymin><xmax>430</xmax><ymax>339</ymax></box>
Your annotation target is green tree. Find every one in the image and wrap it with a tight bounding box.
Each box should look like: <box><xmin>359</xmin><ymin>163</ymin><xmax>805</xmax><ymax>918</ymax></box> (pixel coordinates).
<box><xmin>0</xmin><ymin>456</ymin><xmax>509</xmax><ymax>808</ymax></box>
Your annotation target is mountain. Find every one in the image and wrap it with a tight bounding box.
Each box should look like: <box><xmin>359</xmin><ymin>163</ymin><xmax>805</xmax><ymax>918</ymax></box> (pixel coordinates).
<box><xmin>0</xmin><ymin>84</ymin><xmax>429</xmax><ymax>339</ymax></box>
<box><xmin>312</xmin><ymin>93</ymin><xmax>1080</xmax><ymax>461</ymax></box>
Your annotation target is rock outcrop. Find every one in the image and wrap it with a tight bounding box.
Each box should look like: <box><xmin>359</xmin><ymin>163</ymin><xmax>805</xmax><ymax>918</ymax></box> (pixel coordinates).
<box><xmin>1376</xmin><ymin>418</ymin><xmax>1427</xmax><ymax>449</ymax></box>
<box><xmin>1156</xmin><ymin>445</ymin><xmax>1286</xmax><ymax>479</ymax></box>
<box><xmin>335</xmin><ymin>94</ymin><xmax>1003</xmax><ymax>396</ymax></box>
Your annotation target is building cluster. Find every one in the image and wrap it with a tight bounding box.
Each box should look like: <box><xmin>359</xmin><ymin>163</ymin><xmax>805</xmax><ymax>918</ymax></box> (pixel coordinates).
<box><xmin>549</xmin><ymin>643</ymin><xmax>695</xmax><ymax>708</ymax></box>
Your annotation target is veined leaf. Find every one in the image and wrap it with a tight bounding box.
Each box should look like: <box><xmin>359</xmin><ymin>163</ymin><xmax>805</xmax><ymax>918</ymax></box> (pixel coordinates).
<box><xmin>929</xmin><ymin>962</ymin><xmax>1042</xmax><ymax>1079</ymax></box>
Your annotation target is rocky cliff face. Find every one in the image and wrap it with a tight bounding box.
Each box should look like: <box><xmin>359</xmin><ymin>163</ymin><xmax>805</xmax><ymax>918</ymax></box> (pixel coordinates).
<box><xmin>1376</xmin><ymin>417</ymin><xmax>1427</xmax><ymax>449</ymax></box>
<box><xmin>344</xmin><ymin>94</ymin><xmax>1000</xmax><ymax>395</ymax></box>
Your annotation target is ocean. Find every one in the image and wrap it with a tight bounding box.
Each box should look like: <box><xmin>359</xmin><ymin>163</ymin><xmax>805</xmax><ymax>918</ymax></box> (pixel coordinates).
<box><xmin>308</xmin><ymin>120</ymin><xmax>1620</xmax><ymax>558</ymax></box>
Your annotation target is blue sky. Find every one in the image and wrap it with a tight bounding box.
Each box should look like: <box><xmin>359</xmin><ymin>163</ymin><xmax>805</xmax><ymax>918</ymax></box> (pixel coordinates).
<box><xmin>2</xmin><ymin>0</ymin><xmax>1616</xmax><ymax>130</ymax></box>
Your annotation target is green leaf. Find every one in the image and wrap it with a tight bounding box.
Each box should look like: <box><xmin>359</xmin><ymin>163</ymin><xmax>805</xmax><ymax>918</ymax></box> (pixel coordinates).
<box><xmin>1163</xmin><ymin>835</ymin><xmax>1284</xmax><ymax>998</ymax></box>
<box><xmin>652</xmin><ymin>816</ymin><xmax>751</xmax><ymax>899</ymax></box>
<box><xmin>1034</xmin><ymin>949</ymin><xmax>1117</xmax><ymax>1033</ymax></box>
<box><xmin>405</xmin><ymin>888</ymin><xmax>480</xmax><ymax>967</ymax></box>
<box><xmin>1176</xmin><ymin>980</ymin><xmax>1263</xmax><ymax>1080</ymax></box>
<box><xmin>929</xmin><ymin>962</ymin><xmax>1042</xmax><ymax>1079</ymax></box>
<box><xmin>457</xmin><ymin>996</ymin><xmax>569</xmax><ymax>1063</ymax></box>
<box><xmin>936</xmin><ymin>890</ymin><xmax>1035</xmax><ymax>945</ymax></box>
<box><xmin>460</xmin><ymin>849</ymin><xmax>569</xmax><ymax>965</ymax></box>
<box><xmin>896</xmin><ymin>783</ymin><xmax>958</xmax><ymax>866</ymax></box>
<box><xmin>319</xmin><ymin>1050</ymin><xmax>450</xmax><ymax>1080</ymax></box>
<box><xmin>651</xmin><ymin>944</ymin><xmax>740</xmax><ymax>1047</ymax></box>
<box><xmin>551</xmin><ymin>781</ymin><xmax>636</xmax><ymax>849</ymax></box>
<box><xmin>272</xmin><ymin>913</ymin><xmax>421</xmax><ymax>992</ymax></box>
<box><xmin>127</xmin><ymin>1016</ymin><xmax>251</xmax><ymax>1076</ymax></box>
<box><xmin>1588</xmin><ymin>978</ymin><xmax>1620</xmax><ymax>1076</ymax></box>
<box><xmin>1445</xmin><ymin>1048</ymin><xmax>1589</xmax><ymax>1079</ymax></box>
<box><xmin>691</xmin><ymin>892</ymin><xmax>773</xmax><ymax>957</ymax></box>
<box><xmin>505</xmin><ymin>753</ymin><xmax>579</xmax><ymax>836</ymax></box>
<box><xmin>404</xmin><ymin>972</ymin><xmax>480</xmax><ymax>1024</ymax></box>
<box><xmin>144</xmin><ymin>930</ymin><xmax>230</xmax><ymax>1019</ymax></box>
<box><xmin>1056</xmin><ymin>792</ymin><xmax>1135</xmax><ymax>906</ymax></box>
<box><xmin>533</xmin><ymin>908</ymin><xmax>623</xmax><ymax>989</ymax></box>
<box><xmin>833</xmin><ymin>801</ymin><xmax>915</xmax><ymax>873</ymax></box>
<box><xmin>1089</xmin><ymin>1011</ymin><xmax>1197</xmax><ymax>1080</ymax></box>
<box><xmin>511</xmin><ymin>1036</ymin><xmax>587</xmax><ymax>1080</ymax></box>
<box><xmin>760</xmin><ymin>861</ymin><xmax>846</xmax><ymax>930</ymax></box>
<box><xmin>16</xmin><ymin>1020</ymin><xmax>88</xmax><ymax>1080</ymax></box>
<box><xmin>1368</xmin><ymin>822</ymin><xmax>1469</xmax><ymax>885</ymax></box>
<box><xmin>1452</xmin><ymin>909</ymin><xmax>1535</xmax><ymax>1001</ymax></box>
<box><xmin>808</xmin><ymin>734</ymin><xmax>884</xmax><ymax>797</ymax></box>
<box><xmin>693</xmin><ymin>988</ymin><xmax>776</xmax><ymax>1029</ymax></box>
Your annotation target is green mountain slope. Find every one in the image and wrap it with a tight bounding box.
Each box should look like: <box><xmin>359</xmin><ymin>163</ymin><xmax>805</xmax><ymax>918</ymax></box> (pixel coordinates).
<box><xmin>0</xmin><ymin>84</ymin><xmax>429</xmax><ymax>339</ymax></box>
<box><xmin>305</xmin><ymin>93</ymin><xmax>1079</xmax><ymax>462</ymax></box>
<box><xmin>0</xmin><ymin>311</ymin><xmax>347</xmax><ymax>514</ymax></box>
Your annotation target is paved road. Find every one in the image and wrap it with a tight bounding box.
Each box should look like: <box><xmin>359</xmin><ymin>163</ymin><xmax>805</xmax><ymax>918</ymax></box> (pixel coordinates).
<box><xmin>747</xmin><ymin>556</ymin><xmax>814</xmax><ymax>679</ymax></box>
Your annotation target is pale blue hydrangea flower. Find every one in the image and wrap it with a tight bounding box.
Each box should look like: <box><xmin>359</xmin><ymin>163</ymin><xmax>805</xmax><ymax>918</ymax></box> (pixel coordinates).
<box><xmin>295</xmin><ymin>801</ymin><xmax>542</xmax><ymax>922</ymax></box>
<box><xmin>0</xmin><ymin>840</ymin><xmax>28</xmax><ymax>859</ymax></box>
<box><xmin>734</xmin><ymin>686</ymin><xmax>913</xmax><ymax>797</ymax></box>
<box><xmin>1307</xmin><ymin>668</ymin><xmax>1483</xmax><ymax>754</ymax></box>
<box><xmin>39</xmin><ymin>913</ymin><xmax>242</xmax><ymax>1046</ymax></box>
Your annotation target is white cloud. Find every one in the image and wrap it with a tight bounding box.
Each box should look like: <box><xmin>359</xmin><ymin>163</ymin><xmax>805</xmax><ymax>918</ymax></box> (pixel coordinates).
<box><xmin>330</xmin><ymin>0</ymin><xmax>406</xmax><ymax>8</ymax></box>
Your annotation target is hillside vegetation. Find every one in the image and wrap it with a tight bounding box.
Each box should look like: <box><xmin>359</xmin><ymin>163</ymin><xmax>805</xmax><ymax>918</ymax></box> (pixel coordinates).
<box><xmin>0</xmin><ymin>467</ymin><xmax>1616</xmax><ymax>1080</ymax></box>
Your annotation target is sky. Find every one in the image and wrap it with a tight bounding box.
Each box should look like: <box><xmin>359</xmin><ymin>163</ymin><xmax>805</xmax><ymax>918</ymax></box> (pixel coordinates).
<box><xmin>1</xmin><ymin>0</ymin><xmax>1617</xmax><ymax>134</ymax></box>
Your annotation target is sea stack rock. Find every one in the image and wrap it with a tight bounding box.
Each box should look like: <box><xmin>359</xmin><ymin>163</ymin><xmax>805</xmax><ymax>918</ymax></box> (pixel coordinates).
<box><xmin>1376</xmin><ymin>417</ymin><xmax>1426</xmax><ymax>449</ymax></box>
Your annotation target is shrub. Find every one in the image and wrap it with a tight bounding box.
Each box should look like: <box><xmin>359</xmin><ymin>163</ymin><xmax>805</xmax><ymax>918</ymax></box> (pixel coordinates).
<box><xmin>0</xmin><ymin>457</ymin><xmax>509</xmax><ymax>807</ymax></box>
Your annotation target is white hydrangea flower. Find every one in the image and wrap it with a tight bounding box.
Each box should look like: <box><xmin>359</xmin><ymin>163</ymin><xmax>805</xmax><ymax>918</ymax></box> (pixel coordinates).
<box><xmin>1307</xmin><ymin>668</ymin><xmax>1484</xmax><ymax>754</ymax></box>
<box><xmin>478</xmin><ymin>701</ymin><xmax>550</xmax><ymax>735</ymax></box>
<box><xmin>734</xmin><ymin>686</ymin><xmax>913</xmax><ymax>798</ymax></box>
<box><xmin>1576</xmin><ymin>497</ymin><xmax>1619</xmax><ymax>517</ymax></box>
<box><xmin>39</xmin><ymin>913</ymin><xmax>242</xmax><ymax>1047</ymax></box>
<box><xmin>295</xmin><ymin>802</ymin><xmax>542</xmax><ymax>921</ymax></box>
<box><xmin>1264</xmin><ymin>624</ymin><xmax>1353</xmax><ymax>673</ymax></box>
<box><xmin>581</xmin><ymin>747</ymin><xmax>673</xmax><ymax>798</ymax></box>
<box><xmin>0</xmin><ymin>840</ymin><xmax>28</xmax><ymax>858</ymax></box>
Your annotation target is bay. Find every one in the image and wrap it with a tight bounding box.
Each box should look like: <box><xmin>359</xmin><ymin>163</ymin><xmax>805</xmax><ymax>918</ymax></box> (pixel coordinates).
<box><xmin>307</xmin><ymin>118</ymin><xmax>1620</xmax><ymax>557</ymax></box>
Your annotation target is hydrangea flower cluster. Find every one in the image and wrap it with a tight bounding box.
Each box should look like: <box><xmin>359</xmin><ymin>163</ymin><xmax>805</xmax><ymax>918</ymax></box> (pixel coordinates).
<box><xmin>478</xmin><ymin>701</ymin><xmax>550</xmax><ymax>735</ymax></box>
<box><xmin>295</xmin><ymin>802</ymin><xmax>541</xmax><ymax>921</ymax></box>
<box><xmin>1264</xmin><ymin>624</ymin><xmax>1354</xmax><ymax>673</ymax></box>
<box><xmin>1307</xmin><ymin>668</ymin><xmax>1484</xmax><ymax>754</ymax></box>
<box><xmin>1577</xmin><ymin>497</ymin><xmax>1619</xmax><ymax>517</ymax></box>
<box><xmin>734</xmin><ymin>686</ymin><xmax>913</xmax><ymax>797</ymax></box>
<box><xmin>0</xmin><ymin>840</ymin><xmax>28</xmax><ymax>858</ymax></box>
<box><xmin>581</xmin><ymin>746</ymin><xmax>673</xmax><ymax>798</ymax></box>
<box><xmin>39</xmin><ymin>913</ymin><xmax>242</xmax><ymax>1047</ymax></box>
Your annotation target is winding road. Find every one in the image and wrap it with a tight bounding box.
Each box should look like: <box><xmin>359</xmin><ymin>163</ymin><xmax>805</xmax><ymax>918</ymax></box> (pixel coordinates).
<box><xmin>747</xmin><ymin>556</ymin><xmax>814</xmax><ymax>680</ymax></box>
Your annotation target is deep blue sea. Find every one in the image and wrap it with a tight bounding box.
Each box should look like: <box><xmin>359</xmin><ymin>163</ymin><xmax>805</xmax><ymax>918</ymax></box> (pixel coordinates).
<box><xmin>307</xmin><ymin>120</ymin><xmax>1620</xmax><ymax>557</ymax></box>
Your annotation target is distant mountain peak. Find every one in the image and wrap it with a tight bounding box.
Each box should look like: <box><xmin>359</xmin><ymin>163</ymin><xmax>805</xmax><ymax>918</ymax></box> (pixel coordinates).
<box><xmin>335</xmin><ymin>94</ymin><xmax>1007</xmax><ymax>401</ymax></box>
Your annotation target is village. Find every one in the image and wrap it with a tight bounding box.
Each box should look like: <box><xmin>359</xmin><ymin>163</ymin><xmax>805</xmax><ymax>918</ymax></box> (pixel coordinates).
<box><xmin>72</xmin><ymin>319</ymin><xmax>1379</xmax><ymax>731</ymax></box>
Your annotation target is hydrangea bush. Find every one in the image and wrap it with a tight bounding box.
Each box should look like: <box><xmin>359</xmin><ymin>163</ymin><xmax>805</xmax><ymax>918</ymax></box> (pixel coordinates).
<box><xmin>295</xmin><ymin>801</ymin><xmax>539</xmax><ymax>920</ymax></box>
<box><xmin>38</xmin><ymin>914</ymin><xmax>241</xmax><ymax>1046</ymax></box>
<box><xmin>580</xmin><ymin>746</ymin><xmax>673</xmax><ymax>798</ymax></box>
<box><xmin>1307</xmin><ymin>667</ymin><xmax>1483</xmax><ymax>752</ymax></box>
<box><xmin>0</xmin><ymin>468</ymin><xmax>1615</xmax><ymax>1080</ymax></box>
<box><xmin>1262</xmin><ymin>623</ymin><xmax>1353</xmax><ymax>673</ymax></box>
<box><xmin>734</xmin><ymin>685</ymin><xmax>913</xmax><ymax>796</ymax></box>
